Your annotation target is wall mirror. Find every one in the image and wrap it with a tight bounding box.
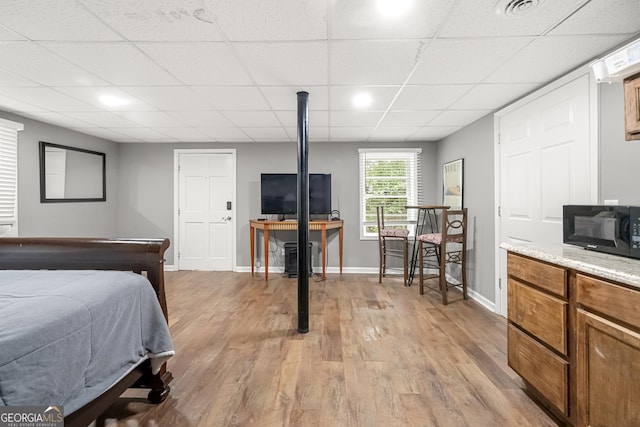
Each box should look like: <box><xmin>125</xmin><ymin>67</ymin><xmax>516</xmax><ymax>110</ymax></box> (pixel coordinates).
<box><xmin>39</xmin><ymin>141</ymin><xmax>106</xmax><ymax>203</ymax></box>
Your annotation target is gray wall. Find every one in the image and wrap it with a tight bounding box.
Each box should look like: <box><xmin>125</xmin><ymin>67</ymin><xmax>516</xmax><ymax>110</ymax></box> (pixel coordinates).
<box><xmin>436</xmin><ymin>114</ymin><xmax>496</xmax><ymax>302</ymax></box>
<box><xmin>1</xmin><ymin>111</ymin><xmax>119</xmax><ymax>237</ymax></box>
<box><xmin>599</xmin><ymin>82</ymin><xmax>640</xmax><ymax>204</ymax></box>
<box><xmin>117</xmin><ymin>140</ymin><xmax>438</xmax><ymax>267</ymax></box>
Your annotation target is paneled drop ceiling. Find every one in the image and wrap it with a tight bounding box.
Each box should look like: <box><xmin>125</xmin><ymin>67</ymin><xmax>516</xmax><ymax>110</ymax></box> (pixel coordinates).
<box><xmin>0</xmin><ymin>0</ymin><xmax>639</xmax><ymax>143</ymax></box>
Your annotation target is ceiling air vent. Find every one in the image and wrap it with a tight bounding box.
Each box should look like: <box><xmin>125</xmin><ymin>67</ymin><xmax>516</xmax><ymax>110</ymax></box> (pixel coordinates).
<box><xmin>495</xmin><ymin>0</ymin><xmax>545</xmax><ymax>18</ymax></box>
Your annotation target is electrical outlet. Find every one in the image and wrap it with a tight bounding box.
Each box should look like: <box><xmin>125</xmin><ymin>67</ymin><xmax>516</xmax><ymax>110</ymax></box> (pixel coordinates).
<box><xmin>256</xmin><ymin>261</ymin><xmax>261</xmax><ymax>268</ymax></box>
<box><xmin>281</xmin><ymin>247</ymin><xmax>285</xmax><ymax>256</ymax></box>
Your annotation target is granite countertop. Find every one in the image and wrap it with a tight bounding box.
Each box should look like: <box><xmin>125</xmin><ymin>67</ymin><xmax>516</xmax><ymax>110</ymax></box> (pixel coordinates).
<box><xmin>500</xmin><ymin>242</ymin><xmax>640</xmax><ymax>289</ymax></box>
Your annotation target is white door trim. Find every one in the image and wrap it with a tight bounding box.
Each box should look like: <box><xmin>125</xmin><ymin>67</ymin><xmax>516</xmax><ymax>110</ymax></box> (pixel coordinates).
<box><xmin>493</xmin><ymin>64</ymin><xmax>599</xmax><ymax>316</ymax></box>
<box><xmin>173</xmin><ymin>148</ymin><xmax>237</xmax><ymax>272</ymax></box>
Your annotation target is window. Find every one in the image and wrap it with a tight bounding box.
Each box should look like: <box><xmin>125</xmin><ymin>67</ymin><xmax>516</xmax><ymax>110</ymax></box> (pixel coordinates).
<box><xmin>0</xmin><ymin>118</ymin><xmax>23</xmax><ymax>232</ymax></box>
<box><xmin>359</xmin><ymin>148</ymin><xmax>422</xmax><ymax>239</ymax></box>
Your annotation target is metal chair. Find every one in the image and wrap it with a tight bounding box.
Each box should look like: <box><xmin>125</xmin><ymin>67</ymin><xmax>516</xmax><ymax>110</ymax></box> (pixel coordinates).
<box><xmin>376</xmin><ymin>206</ymin><xmax>409</xmax><ymax>286</ymax></box>
<box><xmin>416</xmin><ymin>208</ymin><xmax>468</xmax><ymax>304</ymax></box>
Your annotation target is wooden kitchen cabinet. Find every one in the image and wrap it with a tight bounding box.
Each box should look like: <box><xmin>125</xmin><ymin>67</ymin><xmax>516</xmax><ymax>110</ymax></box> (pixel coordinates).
<box><xmin>506</xmin><ymin>248</ymin><xmax>640</xmax><ymax>427</ymax></box>
<box><xmin>576</xmin><ymin>274</ymin><xmax>640</xmax><ymax>427</ymax></box>
<box><xmin>624</xmin><ymin>73</ymin><xmax>640</xmax><ymax>141</ymax></box>
<box><xmin>507</xmin><ymin>253</ymin><xmax>570</xmax><ymax>419</ymax></box>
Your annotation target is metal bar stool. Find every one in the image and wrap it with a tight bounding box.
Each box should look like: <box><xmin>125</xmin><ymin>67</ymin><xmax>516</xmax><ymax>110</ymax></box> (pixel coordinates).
<box><xmin>416</xmin><ymin>208</ymin><xmax>468</xmax><ymax>305</ymax></box>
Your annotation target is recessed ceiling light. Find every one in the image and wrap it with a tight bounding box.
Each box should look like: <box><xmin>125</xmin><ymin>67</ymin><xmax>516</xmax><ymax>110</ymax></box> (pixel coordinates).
<box><xmin>353</xmin><ymin>93</ymin><xmax>373</xmax><ymax>108</ymax></box>
<box><xmin>99</xmin><ymin>94</ymin><xmax>130</xmax><ymax>107</ymax></box>
<box><xmin>377</xmin><ymin>0</ymin><xmax>411</xmax><ymax>17</ymax></box>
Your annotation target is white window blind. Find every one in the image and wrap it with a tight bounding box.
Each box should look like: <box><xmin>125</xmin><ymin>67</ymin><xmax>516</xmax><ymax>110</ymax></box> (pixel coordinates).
<box><xmin>358</xmin><ymin>148</ymin><xmax>422</xmax><ymax>239</ymax></box>
<box><xmin>0</xmin><ymin>118</ymin><xmax>23</xmax><ymax>227</ymax></box>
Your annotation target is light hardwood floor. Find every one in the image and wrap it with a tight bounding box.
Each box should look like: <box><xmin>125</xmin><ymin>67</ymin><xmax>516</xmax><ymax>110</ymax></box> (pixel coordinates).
<box><xmin>99</xmin><ymin>271</ymin><xmax>558</xmax><ymax>427</ymax></box>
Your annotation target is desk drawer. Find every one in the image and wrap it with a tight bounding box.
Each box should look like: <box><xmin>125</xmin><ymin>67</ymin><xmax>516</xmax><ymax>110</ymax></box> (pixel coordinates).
<box><xmin>507</xmin><ymin>253</ymin><xmax>566</xmax><ymax>297</ymax></box>
<box><xmin>508</xmin><ymin>324</ymin><xmax>568</xmax><ymax>415</ymax></box>
<box><xmin>508</xmin><ymin>278</ymin><xmax>568</xmax><ymax>355</ymax></box>
<box><xmin>576</xmin><ymin>274</ymin><xmax>640</xmax><ymax>331</ymax></box>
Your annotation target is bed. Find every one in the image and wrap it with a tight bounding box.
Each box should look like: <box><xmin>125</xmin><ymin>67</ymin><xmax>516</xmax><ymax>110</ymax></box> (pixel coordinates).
<box><xmin>0</xmin><ymin>238</ymin><xmax>174</xmax><ymax>427</ymax></box>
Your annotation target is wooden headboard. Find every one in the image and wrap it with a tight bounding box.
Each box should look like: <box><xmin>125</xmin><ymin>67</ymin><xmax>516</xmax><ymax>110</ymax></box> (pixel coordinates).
<box><xmin>0</xmin><ymin>237</ymin><xmax>170</xmax><ymax>319</ymax></box>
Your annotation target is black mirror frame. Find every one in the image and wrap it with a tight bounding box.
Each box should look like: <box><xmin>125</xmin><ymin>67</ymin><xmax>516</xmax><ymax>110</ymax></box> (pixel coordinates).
<box><xmin>39</xmin><ymin>141</ymin><xmax>106</xmax><ymax>203</ymax></box>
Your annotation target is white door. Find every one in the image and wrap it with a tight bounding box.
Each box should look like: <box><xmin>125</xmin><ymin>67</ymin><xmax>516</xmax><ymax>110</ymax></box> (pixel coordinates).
<box><xmin>495</xmin><ymin>73</ymin><xmax>596</xmax><ymax>315</ymax></box>
<box><xmin>176</xmin><ymin>150</ymin><xmax>235</xmax><ymax>271</ymax></box>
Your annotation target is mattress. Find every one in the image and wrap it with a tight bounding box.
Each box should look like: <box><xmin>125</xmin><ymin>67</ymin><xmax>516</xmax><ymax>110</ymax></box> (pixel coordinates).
<box><xmin>0</xmin><ymin>270</ymin><xmax>175</xmax><ymax>414</ymax></box>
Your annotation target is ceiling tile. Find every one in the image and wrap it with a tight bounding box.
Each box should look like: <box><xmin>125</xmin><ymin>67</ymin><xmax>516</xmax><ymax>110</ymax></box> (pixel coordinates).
<box><xmin>44</xmin><ymin>43</ymin><xmax>181</xmax><ymax>86</ymax></box>
<box><xmin>233</xmin><ymin>42</ymin><xmax>328</xmax><ymax>85</ymax></box>
<box><xmin>331</xmin><ymin>40</ymin><xmax>425</xmax><ymax>85</ymax></box>
<box><xmin>330</xmin><ymin>0</ymin><xmax>455</xmax><ymax>40</ymax></box>
<box><xmin>260</xmin><ymin>86</ymin><xmax>329</xmax><ymax>111</ymax></box>
<box><xmin>0</xmin><ymin>25</ymin><xmax>25</xmax><ymax>41</ymax></box>
<box><xmin>550</xmin><ymin>0</ymin><xmax>640</xmax><ymax>35</ymax></box>
<box><xmin>122</xmin><ymin>86</ymin><xmax>212</xmax><ymax>111</ymax></box>
<box><xmin>191</xmin><ymin>86</ymin><xmax>270</xmax><ymax>110</ymax></box>
<box><xmin>0</xmin><ymin>68</ymin><xmax>39</xmax><ymax>87</ymax></box>
<box><xmin>330</xmin><ymin>111</ymin><xmax>384</xmax><ymax>127</ymax></box>
<box><xmin>370</xmin><ymin>126</ymin><xmax>421</xmax><ymax>141</ymax></box>
<box><xmin>23</xmin><ymin>112</ymin><xmax>95</xmax><ymax>128</ymax></box>
<box><xmin>276</xmin><ymin>111</ymin><xmax>329</xmax><ymax>128</ymax></box>
<box><xmin>329</xmin><ymin>86</ymin><xmax>400</xmax><ymax>111</ymax></box>
<box><xmin>486</xmin><ymin>35</ymin><xmax>630</xmax><ymax>83</ymax></box>
<box><xmin>410</xmin><ymin>38</ymin><xmax>533</xmax><ymax>84</ymax></box>
<box><xmin>110</xmin><ymin>127</ymin><xmax>177</xmax><ymax>141</ymax></box>
<box><xmin>154</xmin><ymin>127</ymin><xmax>211</xmax><ymax>141</ymax></box>
<box><xmin>0</xmin><ymin>87</ymin><xmax>100</xmax><ymax>111</ymax></box>
<box><xmin>62</xmin><ymin>111</ymin><xmax>141</xmax><ymax>127</ymax></box>
<box><xmin>428</xmin><ymin>110</ymin><xmax>490</xmax><ymax>127</ymax></box>
<box><xmin>199</xmin><ymin>127</ymin><xmax>249</xmax><ymax>140</ymax></box>
<box><xmin>242</xmin><ymin>127</ymin><xmax>289</xmax><ymax>140</ymax></box>
<box><xmin>0</xmin><ymin>0</ymin><xmax>122</xmax><ymax>41</ymax></box>
<box><xmin>440</xmin><ymin>0</ymin><xmax>589</xmax><ymax>37</ymax></box>
<box><xmin>70</xmin><ymin>127</ymin><xmax>133</xmax><ymax>141</ymax></box>
<box><xmin>137</xmin><ymin>42</ymin><xmax>252</xmax><ymax>85</ymax></box>
<box><xmin>0</xmin><ymin>94</ymin><xmax>45</xmax><ymax>112</ymax></box>
<box><xmin>408</xmin><ymin>126</ymin><xmax>462</xmax><ymax>141</ymax></box>
<box><xmin>392</xmin><ymin>84</ymin><xmax>473</xmax><ymax>110</ymax></box>
<box><xmin>0</xmin><ymin>42</ymin><xmax>109</xmax><ymax>86</ymax></box>
<box><xmin>450</xmin><ymin>83</ymin><xmax>539</xmax><ymax>110</ymax></box>
<box><xmin>0</xmin><ymin>1</ymin><xmax>637</xmax><ymax>145</ymax></box>
<box><xmin>117</xmin><ymin>111</ymin><xmax>183</xmax><ymax>127</ymax></box>
<box><xmin>378</xmin><ymin>111</ymin><xmax>441</xmax><ymax>127</ymax></box>
<box><xmin>166</xmin><ymin>110</ymin><xmax>233</xmax><ymax>127</ymax></box>
<box><xmin>222</xmin><ymin>111</ymin><xmax>281</xmax><ymax>127</ymax></box>
<box><xmin>330</xmin><ymin>127</ymin><xmax>374</xmax><ymax>141</ymax></box>
<box><xmin>80</xmin><ymin>0</ymin><xmax>223</xmax><ymax>41</ymax></box>
<box><xmin>55</xmin><ymin>87</ymin><xmax>157</xmax><ymax>111</ymax></box>
<box><xmin>212</xmin><ymin>0</ymin><xmax>327</xmax><ymax>41</ymax></box>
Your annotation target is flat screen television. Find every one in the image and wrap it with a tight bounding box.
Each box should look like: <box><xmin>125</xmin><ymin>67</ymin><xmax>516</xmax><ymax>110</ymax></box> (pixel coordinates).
<box><xmin>261</xmin><ymin>173</ymin><xmax>331</xmax><ymax>215</ymax></box>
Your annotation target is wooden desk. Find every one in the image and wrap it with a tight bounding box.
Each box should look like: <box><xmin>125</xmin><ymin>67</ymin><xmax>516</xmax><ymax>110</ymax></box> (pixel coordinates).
<box><xmin>250</xmin><ymin>219</ymin><xmax>343</xmax><ymax>280</ymax></box>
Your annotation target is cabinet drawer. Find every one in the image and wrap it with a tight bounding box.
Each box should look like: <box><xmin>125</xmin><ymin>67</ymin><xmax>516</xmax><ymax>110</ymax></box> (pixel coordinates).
<box><xmin>508</xmin><ymin>324</ymin><xmax>568</xmax><ymax>415</ymax></box>
<box><xmin>576</xmin><ymin>274</ymin><xmax>640</xmax><ymax>331</ymax></box>
<box><xmin>507</xmin><ymin>253</ymin><xmax>566</xmax><ymax>297</ymax></box>
<box><xmin>508</xmin><ymin>278</ymin><xmax>568</xmax><ymax>355</ymax></box>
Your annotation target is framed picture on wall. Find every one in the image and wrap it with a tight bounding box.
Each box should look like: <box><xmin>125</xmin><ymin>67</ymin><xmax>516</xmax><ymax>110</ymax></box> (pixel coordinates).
<box><xmin>443</xmin><ymin>158</ymin><xmax>463</xmax><ymax>209</ymax></box>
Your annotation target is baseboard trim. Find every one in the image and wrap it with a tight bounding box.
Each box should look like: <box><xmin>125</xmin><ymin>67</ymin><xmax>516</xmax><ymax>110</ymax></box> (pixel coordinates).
<box><xmin>226</xmin><ymin>266</ymin><xmax>497</xmax><ymax>312</ymax></box>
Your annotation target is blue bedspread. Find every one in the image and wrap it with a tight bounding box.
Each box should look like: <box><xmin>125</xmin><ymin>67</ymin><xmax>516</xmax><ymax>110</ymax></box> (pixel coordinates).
<box><xmin>0</xmin><ymin>270</ymin><xmax>175</xmax><ymax>414</ymax></box>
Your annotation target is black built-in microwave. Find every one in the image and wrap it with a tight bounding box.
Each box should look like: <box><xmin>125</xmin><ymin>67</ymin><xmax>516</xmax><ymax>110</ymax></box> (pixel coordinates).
<box><xmin>563</xmin><ymin>205</ymin><xmax>640</xmax><ymax>259</ymax></box>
